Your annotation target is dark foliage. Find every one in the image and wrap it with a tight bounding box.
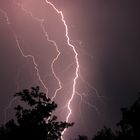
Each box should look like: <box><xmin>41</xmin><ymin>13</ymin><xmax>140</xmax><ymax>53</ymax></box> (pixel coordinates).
<box><xmin>0</xmin><ymin>86</ymin><xmax>73</xmax><ymax>140</ymax></box>
<box><xmin>92</xmin><ymin>126</ymin><xmax>115</xmax><ymax>140</ymax></box>
<box><xmin>75</xmin><ymin>93</ymin><xmax>140</xmax><ymax>140</ymax></box>
<box><xmin>116</xmin><ymin>92</ymin><xmax>140</xmax><ymax>140</ymax></box>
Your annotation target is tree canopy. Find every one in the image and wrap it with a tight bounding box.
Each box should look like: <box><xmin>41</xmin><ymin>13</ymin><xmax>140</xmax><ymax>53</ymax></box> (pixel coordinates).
<box><xmin>75</xmin><ymin>93</ymin><xmax>140</xmax><ymax>140</ymax></box>
<box><xmin>0</xmin><ymin>86</ymin><xmax>73</xmax><ymax>140</ymax></box>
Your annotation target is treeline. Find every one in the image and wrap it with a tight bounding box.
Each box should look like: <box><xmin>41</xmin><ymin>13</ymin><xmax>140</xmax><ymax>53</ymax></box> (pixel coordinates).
<box><xmin>75</xmin><ymin>93</ymin><xmax>140</xmax><ymax>140</ymax></box>
<box><xmin>0</xmin><ymin>86</ymin><xmax>73</xmax><ymax>140</ymax></box>
<box><xmin>0</xmin><ymin>86</ymin><xmax>140</xmax><ymax>140</ymax></box>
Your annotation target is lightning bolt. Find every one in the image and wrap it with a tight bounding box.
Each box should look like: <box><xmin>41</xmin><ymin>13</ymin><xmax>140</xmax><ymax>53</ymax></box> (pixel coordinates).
<box><xmin>1</xmin><ymin>1</ymin><xmax>101</xmax><ymax>139</ymax></box>
<box><xmin>44</xmin><ymin>0</ymin><xmax>79</xmax><ymax>122</ymax></box>
<box><xmin>44</xmin><ymin>1</ymin><xmax>80</xmax><ymax>136</ymax></box>
<box><xmin>0</xmin><ymin>7</ymin><xmax>49</xmax><ymax>94</ymax></box>
<box><xmin>1</xmin><ymin>0</ymin><xmax>80</xmax><ymax>138</ymax></box>
<box><xmin>16</xmin><ymin>0</ymin><xmax>80</xmax><ymax>124</ymax></box>
<box><xmin>14</xmin><ymin>1</ymin><xmax>62</xmax><ymax>99</ymax></box>
<box><xmin>15</xmin><ymin>35</ymin><xmax>50</xmax><ymax>94</ymax></box>
<box><xmin>0</xmin><ymin>7</ymin><xmax>50</xmax><ymax>123</ymax></box>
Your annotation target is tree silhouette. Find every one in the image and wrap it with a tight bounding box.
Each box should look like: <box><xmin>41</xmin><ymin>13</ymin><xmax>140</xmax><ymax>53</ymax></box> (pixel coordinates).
<box><xmin>92</xmin><ymin>126</ymin><xmax>114</xmax><ymax>140</ymax></box>
<box><xmin>0</xmin><ymin>86</ymin><xmax>73</xmax><ymax>140</ymax></box>
<box><xmin>76</xmin><ymin>93</ymin><xmax>140</xmax><ymax>140</ymax></box>
<box><xmin>116</xmin><ymin>93</ymin><xmax>140</xmax><ymax>140</ymax></box>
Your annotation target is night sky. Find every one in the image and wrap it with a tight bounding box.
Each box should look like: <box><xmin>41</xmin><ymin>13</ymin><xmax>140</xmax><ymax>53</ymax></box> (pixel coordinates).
<box><xmin>0</xmin><ymin>0</ymin><xmax>140</xmax><ymax>139</ymax></box>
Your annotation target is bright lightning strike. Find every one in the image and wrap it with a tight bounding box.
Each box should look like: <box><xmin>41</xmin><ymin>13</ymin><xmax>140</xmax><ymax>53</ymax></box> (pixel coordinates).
<box><xmin>0</xmin><ymin>7</ymin><xmax>50</xmax><ymax>122</ymax></box>
<box><xmin>0</xmin><ymin>7</ymin><xmax>49</xmax><ymax>95</ymax></box>
<box><xmin>1</xmin><ymin>0</ymin><xmax>80</xmax><ymax>138</ymax></box>
<box><xmin>14</xmin><ymin>1</ymin><xmax>62</xmax><ymax>99</ymax></box>
<box><xmin>15</xmin><ymin>35</ymin><xmax>49</xmax><ymax>95</ymax></box>
<box><xmin>17</xmin><ymin>0</ymin><xmax>80</xmax><ymax>125</ymax></box>
<box><xmin>44</xmin><ymin>0</ymin><xmax>80</xmax><ymax>123</ymax></box>
<box><xmin>0</xmin><ymin>1</ymin><xmax>101</xmax><ymax>139</ymax></box>
<box><xmin>44</xmin><ymin>1</ymin><xmax>80</xmax><ymax>136</ymax></box>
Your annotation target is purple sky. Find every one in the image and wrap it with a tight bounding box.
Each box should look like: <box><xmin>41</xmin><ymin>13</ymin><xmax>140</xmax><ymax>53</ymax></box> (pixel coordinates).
<box><xmin>0</xmin><ymin>0</ymin><xmax>140</xmax><ymax>139</ymax></box>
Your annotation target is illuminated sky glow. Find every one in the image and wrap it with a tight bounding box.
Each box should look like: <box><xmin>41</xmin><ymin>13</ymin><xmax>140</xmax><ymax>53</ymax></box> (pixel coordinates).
<box><xmin>0</xmin><ymin>0</ymin><xmax>98</xmax><ymax>139</ymax></box>
<box><xmin>1</xmin><ymin>0</ymin><xmax>140</xmax><ymax>139</ymax></box>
